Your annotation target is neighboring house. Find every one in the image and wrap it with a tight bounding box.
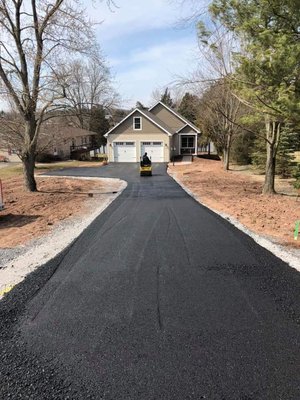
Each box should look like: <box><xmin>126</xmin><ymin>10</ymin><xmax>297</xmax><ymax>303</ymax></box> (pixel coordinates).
<box><xmin>0</xmin><ymin>125</ymin><xmax>102</xmax><ymax>161</ymax></box>
<box><xmin>0</xmin><ymin>148</ymin><xmax>19</xmax><ymax>162</ymax></box>
<box><xmin>38</xmin><ymin>125</ymin><xmax>100</xmax><ymax>159</ymax></box>
<box><xmin>104</xmin><ymin>101</ymin><xmax>200</xmax><ymax>163</ymax></box>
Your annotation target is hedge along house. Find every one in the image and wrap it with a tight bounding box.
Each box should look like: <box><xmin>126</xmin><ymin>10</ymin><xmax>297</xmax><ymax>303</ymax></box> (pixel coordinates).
<box><xmin>104</xmin><ymin>101</ymin><xmax>200</xmax><ymax>162</ymax></box>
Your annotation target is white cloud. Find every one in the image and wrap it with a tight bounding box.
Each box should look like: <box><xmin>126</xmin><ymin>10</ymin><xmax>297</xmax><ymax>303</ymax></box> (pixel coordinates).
<box><xmin>0</xmin><ymin>1</ymin><xmax>205</xmax><ymax>111</ymax></box>
<box><xmin>86</xmin><ymin>1</ymin><xmax>208</xmax><ymax>107</ymax></box>
<box><xmin>114</xmin><ymin>36</ymin><xmax>199</xmax><ymax>107</ymax></box>
<box><xmin>87</xmin><ymin>0</ymin><xmax>209</xmax><ymax>41</ymax></box>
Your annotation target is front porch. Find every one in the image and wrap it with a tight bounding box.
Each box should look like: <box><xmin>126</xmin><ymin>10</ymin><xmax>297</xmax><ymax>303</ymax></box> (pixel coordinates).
<box><xmin>179</xmin><ymin>134</ymin><xmax>197</xmax><ymax>155</ymax></box>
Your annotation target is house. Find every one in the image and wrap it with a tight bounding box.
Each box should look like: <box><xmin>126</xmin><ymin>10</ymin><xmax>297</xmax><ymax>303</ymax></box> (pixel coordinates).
<box><xmin>0</xmin><ymin>124</ymin><xmax>103</xmax><ymax>161</ymax></box>
<box><xmin>104</xmin><ymin>101</ymin><xmax>200</xmax><ymax>162</ymax></box>
<box><xmin>38</xmin><ymin>125</ymin><xmax>100</xmax><ymax>159</ymax></box>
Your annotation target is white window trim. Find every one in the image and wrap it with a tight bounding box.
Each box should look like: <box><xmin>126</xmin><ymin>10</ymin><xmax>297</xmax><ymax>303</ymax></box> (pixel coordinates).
<box><xmin>133</xmin><ymin>116</ymin><xmax>142</xmax><ymax>131</ymax></box>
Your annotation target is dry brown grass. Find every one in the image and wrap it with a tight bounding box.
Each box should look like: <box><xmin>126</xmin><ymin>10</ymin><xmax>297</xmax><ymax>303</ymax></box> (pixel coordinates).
<box><xmin>0</xmin><ymin>174</ymin><xmax>106</xmax><ymax>248</ymax></box>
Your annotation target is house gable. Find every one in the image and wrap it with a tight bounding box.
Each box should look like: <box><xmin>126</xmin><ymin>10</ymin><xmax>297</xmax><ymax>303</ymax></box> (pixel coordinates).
<box><xmin>177</xmin><ymin>124</ymin><xmax>199</xmax><ymax>134</ymax></box>
<box><xmin>149</xmin><ymin>102</ymin><xmax>183</xmax><ymax>131</ymax></box>
<box><xmin>149</xmin><ymin>101</ymin><xmax>200</xmax><ymax>133</ymax></box>
<box><xmin>104</xmin><ymin>108</ymin><xmax>172</xmax><ymax>138</ymax></box>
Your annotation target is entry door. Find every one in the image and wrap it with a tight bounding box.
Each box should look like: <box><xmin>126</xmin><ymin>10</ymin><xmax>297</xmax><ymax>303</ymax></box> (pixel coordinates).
<box><xmin>141</xmin><ymin>142</ymin><xmax>164</xmax><ymax>162</ymax></box>
<box><xmin>113</xmin><ymin>142</ymin><xmax>136</xmax><ymax>162</ymax></box>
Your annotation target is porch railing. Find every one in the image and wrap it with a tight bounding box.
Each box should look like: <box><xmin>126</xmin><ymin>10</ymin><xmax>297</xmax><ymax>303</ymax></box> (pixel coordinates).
<box><xmin>180</xmin><ymin>147</ymin><xmax>195</xmax><ymax>154</ymax></box>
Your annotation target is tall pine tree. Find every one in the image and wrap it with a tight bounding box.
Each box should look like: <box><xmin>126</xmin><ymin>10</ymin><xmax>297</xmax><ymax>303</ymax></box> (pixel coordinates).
<box><xmin>178</xmin><ymin>93</ymin><xmax>200</xmax><ymax>124</ymax></box>
<box><xmin>209</xmin><ymin>0</ymin><xmax>300</xmax><ymax>193</ymax></box>
<box><xmin>89</xmin><ymin>106</ymin><xmax>110</xmax><ymax>147</ymax></box>
<box><xmin>160</xmin><ymin>88</ymin><xmax>174</xmax><ymax>108</ymax></box>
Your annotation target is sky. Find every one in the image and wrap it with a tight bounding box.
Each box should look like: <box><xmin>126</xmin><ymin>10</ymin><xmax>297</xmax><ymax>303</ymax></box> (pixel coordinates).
<box><xmin>0</xmin><ymin>0</ymin><xmax>208</xmax><ymax>111</ymax></box>
<box><xmin>90</xmin><ymin>0</ymin><xmax>208</xmax><ymax>108</ymax></box>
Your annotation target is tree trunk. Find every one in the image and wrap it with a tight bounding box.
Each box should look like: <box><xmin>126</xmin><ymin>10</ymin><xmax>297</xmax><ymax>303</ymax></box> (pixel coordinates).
<box><xmin>262</xmin><ymin>119</ymin><xmax>280</xmax><ymax>194</ymax></box>
<box><xmin>22</xmin><ymin>152</ymin><xmax>37</xmax><ymax>192</ymax></box>
<box><xmin>223</xmin><ymin>148</ymin><xmax>230</xmax><ymax>170</ymax></box>
<box><xmin>223</xmin><ymin>133</ymin><xmax>231</xmax><ymax>171</ymax></box>
<box><xmin>263</xmin><ymin>144</ymin><xmax>276</xmax><ymax>194</ymax></box>
<box><xmin>22</xmin><ymin>120</ymin><xmax>38</xmax><ymax>192</ymax></box>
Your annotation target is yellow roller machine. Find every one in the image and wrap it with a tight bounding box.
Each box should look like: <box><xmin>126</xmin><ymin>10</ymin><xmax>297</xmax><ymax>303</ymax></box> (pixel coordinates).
<box><xmin>140</xmin><ymin>157</ymin><xmax>152</xmax><ymax>176</ymax></box>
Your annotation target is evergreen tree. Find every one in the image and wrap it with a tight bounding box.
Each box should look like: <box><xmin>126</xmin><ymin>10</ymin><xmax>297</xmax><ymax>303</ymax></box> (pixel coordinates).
<box><xmin>89</xmin><ymin>106</ymin><xmax>110</xmax><ymax>146</ymax></box>
<box><xmin>178</xmin><ymin>93</ymin><xmax>200</xmax><ymax>124</ymax></box>
<box><xmin>292</xmin><ymin>163</ymin><xmax>300</xmax><ymax>190</ymax></box>
<box><xmin>276</xmin><ymin>128</ymin><xmax>298</xmax><ymax>178</ymax></box>
<box><xmin>136</xmin><ymin>101</ymin><xmax>146</xmax><ymax>109</ymax></box>
<box><xmin>161</xmin><ymin>88</ymin><xmax>173</xmax><ymax>108</ymax></box>
<box><xmin>231</xmin><ymin>131</ymin><xmax>255</xmax><ymax>165</ymax></box>
<box><xmin>209</xmin><ymin>0</ymin><xmax>300</xmax><ymax>193</ymax></box>
<box><xmin>251</xmin><ymin>135</ymin><xmax>266</xmax><ymax>172</ymax></box>
<box><xmin>252</xmin><ymin>127</ymin><xmax>298</xmax><ymax>177</ymax></box>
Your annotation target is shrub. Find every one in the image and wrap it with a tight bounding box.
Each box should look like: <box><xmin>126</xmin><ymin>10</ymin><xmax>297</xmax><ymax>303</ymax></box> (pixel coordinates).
<box><xmin>36</xmin><ymin>153</ymin><xmax>62</xmax><ymax>163</ymax></box>
<box><xmin>292</xmin><ymin>163</ymin><xmax>300</xmax><ymax>190</ymax></box>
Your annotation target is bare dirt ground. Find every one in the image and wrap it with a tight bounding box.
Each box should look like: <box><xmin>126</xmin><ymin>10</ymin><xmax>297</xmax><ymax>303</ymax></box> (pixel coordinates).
<box><xmin>169</xmin><ymin>157</ymin><xmax>300</xmax><ymax>249</ymax></box>
<box><xmin>0</xmin><ymin>174</ymin><xmax>116</xmax><ymax>248</ymax></box>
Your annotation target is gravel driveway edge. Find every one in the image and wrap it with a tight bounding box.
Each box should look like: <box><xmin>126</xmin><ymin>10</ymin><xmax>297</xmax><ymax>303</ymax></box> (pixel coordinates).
<box><xmin>0</xmin><ymin>177</ymin><xmax>127</xmax><ymax>297</ymax></box>
<box><xmin>169</xmin><ymin>171</ymin><xmax>300</xmax><ymax>272</ymax></box>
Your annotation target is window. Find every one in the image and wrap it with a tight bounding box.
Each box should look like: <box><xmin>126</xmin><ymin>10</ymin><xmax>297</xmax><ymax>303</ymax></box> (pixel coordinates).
<box><xmin>181</xmin><ymin>136</ymin><xmax>195</xmax><ymax>148</ymax></box>
<box><xmin>141</xmin><ymin>142</ymin><xmax>162</xmax><ymax>146</ymax></box>
<box><xmin>133</xmin><ymin>117</ymin><xmax>142</xmax><ymax>130</ymax></box>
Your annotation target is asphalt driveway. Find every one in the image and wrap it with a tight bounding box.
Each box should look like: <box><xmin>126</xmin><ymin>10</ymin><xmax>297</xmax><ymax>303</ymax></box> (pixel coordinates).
<box><xmin>0</xmin><ymin>163</ymin><xmax>299</xmax><ymax>399</ymax></box>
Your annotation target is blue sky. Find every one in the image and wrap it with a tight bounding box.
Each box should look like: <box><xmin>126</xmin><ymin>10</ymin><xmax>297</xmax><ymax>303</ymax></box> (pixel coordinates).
<box><xmin>91</xmin><ymin>0</ymin><xmax>207</xmax><ymax>108</ymax></box>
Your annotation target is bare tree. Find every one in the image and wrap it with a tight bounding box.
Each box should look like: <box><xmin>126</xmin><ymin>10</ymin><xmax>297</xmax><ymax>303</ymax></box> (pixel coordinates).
<box><xmin>198</xmin><ymin>80</ymin><xmax>245</xmax><ymax>170</ymax></box>
<box><xmin>62</xmin><ymin>57</ymin><xmax>119</xmax><ymax>130</ymax></box>
<box><xmin>150</xmin><ymin>86</ymin><xmax>183</xmax><ymax>109</ymax></box>
<box><xmin>0</xmin><ymin>111</ymin><xmax>25</xmax><ymax>154</ymax></box>
<box><xmin>0</xmin><ymin>0</ymin><xmax>111</xmax><ymax>191</ymax></box>
<box><xmin>0</xmin><ymin>110</ymin><xmax>65</xmax><ymax>157</ymax></box>
<box><xmin>176</xmin><ymin>25</ymin><xmax>244</xmax><ymax>169</ymax></box>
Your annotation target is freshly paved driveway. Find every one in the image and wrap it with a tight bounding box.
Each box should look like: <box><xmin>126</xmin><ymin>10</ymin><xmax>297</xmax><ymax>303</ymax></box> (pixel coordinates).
<box><xmin>1</xmin><ymin>163</ymin><xmax>299</xmax><ymax>399</ymax></box>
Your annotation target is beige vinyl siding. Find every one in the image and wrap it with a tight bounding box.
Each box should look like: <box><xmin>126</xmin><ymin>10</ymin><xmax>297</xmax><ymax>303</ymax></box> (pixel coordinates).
<box><xmin>109</xmin><ymin>110</ymin><xmax>169</xmax><ymax>136</ymax></box>
<box><xmin>172</xmin><ymin>133</ymin><xmax>181</xmax><ymax>157</ymax></box>
<box><xmin>107</xmin><ymin>111</ymin><xmax>171</xmax><ymax>162</ymax></box>
<box><xmin>150</xmin><ymin>103</ymin><xmax>184</xmax><ymax>131</ymax></box>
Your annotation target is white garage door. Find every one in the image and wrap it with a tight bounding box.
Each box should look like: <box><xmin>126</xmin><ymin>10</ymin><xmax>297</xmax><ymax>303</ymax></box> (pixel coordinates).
<box><xmin>141</xmin><ymin>142</ymin><xmax>164</xmax><ymax>162</ymax></box>
<box><xmin>113</xmin><ymin>142</ymin><xmax>136</xmax><ymax>162</ymax></box>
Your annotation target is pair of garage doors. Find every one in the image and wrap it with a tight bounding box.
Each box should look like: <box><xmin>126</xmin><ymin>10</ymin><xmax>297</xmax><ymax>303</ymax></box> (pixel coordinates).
<box><xmin>113</xmin><ymin>141</ymin><xmax>164</xmax><ymax>162</ymax></box>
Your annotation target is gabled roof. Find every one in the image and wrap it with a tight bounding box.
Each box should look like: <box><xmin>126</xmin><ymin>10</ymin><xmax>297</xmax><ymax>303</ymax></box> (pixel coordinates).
<box><xmin>104</xmin><ymin>108</ymin><xmax>173</xmax><ymax>138</ymax></box>
<box><xmin>176</xmin><ymin>124</ymin><xmax>199</xmax><ymax>134</ymax></box>
<box><xmin>139</xmin><ymin>109</ymin><xmax>174</xmax><ymax>135</ymax></box>
<box><xmin>148</xmin><ymin>101</ymin><xmax>200</xmax><ymax>133</ymax></box>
